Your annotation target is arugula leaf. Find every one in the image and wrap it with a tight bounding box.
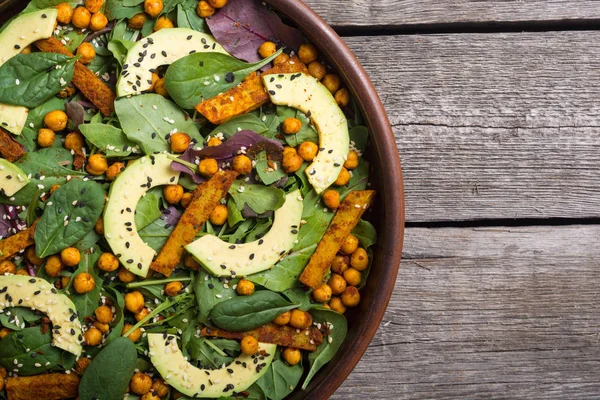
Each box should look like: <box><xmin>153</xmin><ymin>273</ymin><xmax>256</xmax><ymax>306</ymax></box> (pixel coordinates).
<box><xmin>165</xmin><ymin>49</ymin><xmax>281</xmax><ymax>109</ymax></box>
<box><xmin>68</xmin><ymin>248</ymin><xmax>101</xmax><ymax>322</ymax></box>
<box><xmin>0</xmin><ymin>53</ymin><xmax>76</xmax><ymax>108</ymax></box>
<box><xmin>209</xmin><ymin>114</ymin><xmax>268</xmax><ymax>138</ymax></box>
<box><xmin>193</xmin><ymin>269</ymin><xmax>238</xmax><ymax>325</ymax></box>
<box><xmin>79</xmin><ymin>123</ymin><xmax>137</xmax><ymax>157</ymax></box>
<box><xmin>256</xmin><ymin>355</ymin><xmax>303</xmax><ymax>400</ymax></box>
<box><xmin>227</xmin><ymin>197</ymin><xmax>244</xmax><ymax>227</ymax></box>
<box><xmin>34</xmin><ymin>180</ymin><xmax>105</xmax><ymax>257</ymax></box>
<box><xmin>115</xmin><ymin>94</ymin><xmax>202</xmax><ymax>153</ymax></box>
<box><xmin>229</xmin><ymin>180</ymin><xmax>285</xmax><ymax>215</ymax></box>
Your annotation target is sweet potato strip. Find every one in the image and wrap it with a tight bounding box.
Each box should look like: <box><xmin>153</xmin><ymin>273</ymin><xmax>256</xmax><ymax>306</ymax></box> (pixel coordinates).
<box><xmin>0</xmin><ymin>128</ymin><xmax>25</xmax><ymax>162</ymax></box>
<box><xmin>0</xmin><ymin>223</ymin><xmax>36</xmax><ymax>261</ymax></box>
<box><xmin>6</xmin><ymin>373</ymin><xmax>80</xmax><ymax>400</ymax></box>
<box><xmin>150</xmin><ymin>171</ymin><xmax>239</xmax><ymax>276</ymax></box>
<box><xmin>299</xmin><ymin>190</ymin><xmax>376</xmax><ymax>289</ymax></box>
<box><xmin>201</xmin><ymin>323</ymin><xmax>323</xmax><ymax>351</ymax></box>
<box><xmin>196</xmin><ymin>56</ymin><xmax>308</xmax><ymax>124</ymax></box>
<box><xmin>35</xmin><ymin>37</ymin><xmax>115</xmax><ymax>116</ymax></box>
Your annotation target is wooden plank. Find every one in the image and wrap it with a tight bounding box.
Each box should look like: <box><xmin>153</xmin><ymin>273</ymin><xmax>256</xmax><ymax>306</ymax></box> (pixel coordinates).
<box><xmin>303</xmin><ymin>0</ymin><xmax>600</xmax><ymax>28</ymax></box>
<box><xmin>333</xmin><ymin>225</ymin><xmax>600</xmax><ymax>399</ymax></box>
<box><xmin>342</xmin><ymin>31</ymin><xmax>600</xmax><ymax>222</ymax></box>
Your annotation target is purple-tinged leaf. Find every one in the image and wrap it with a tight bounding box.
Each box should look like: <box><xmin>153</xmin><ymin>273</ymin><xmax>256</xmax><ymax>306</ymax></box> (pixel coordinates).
<box><xmin>0</xmin><ymin>205</ymin><xmax>12</xmax><ymax>239</ymax></box>
<box><xmin>206</xmin><ymin>0</ymin><xmax>303</xmax><ymax>64</ymax></box>
<box><xmin>84</xmin><ymin>20</ymin><xmax>116</xmax><ymax>43</ymax></box>
<box><xmin>160</xmin><ymin>206</ymin><xmax>181</xmax><ymax>227</ymax></box>
<box><xmin>66</xmin><ymin>101</ymin><xmax>85</xmax><ymax>129</ymax></box>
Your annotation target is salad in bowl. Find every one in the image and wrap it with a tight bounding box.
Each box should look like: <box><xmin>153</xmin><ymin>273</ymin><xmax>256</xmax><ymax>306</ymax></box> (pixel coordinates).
<box><xmin>0</xmin><ymin>0</ymin><xmax>378</xmax><ymax>399</ymax></box>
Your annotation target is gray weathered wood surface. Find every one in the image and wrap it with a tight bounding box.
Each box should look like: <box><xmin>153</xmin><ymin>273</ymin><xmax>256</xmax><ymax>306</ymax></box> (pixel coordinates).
<box><xmin>304</xmin><ymin>0</ymin><xmax>600</xmax><ymax>28</ymax></box>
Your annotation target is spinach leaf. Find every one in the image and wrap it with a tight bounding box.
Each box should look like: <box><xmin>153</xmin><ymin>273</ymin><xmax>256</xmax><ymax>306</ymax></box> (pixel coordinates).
<box><xmin>188</xmin><ymin>337</ymin><xmax>239</xmax><ymax>369</ymax></box>
<box><xmin>68</xmin><ymin>248</ymin><xmax>101</xmax><ymax>322</ymax></box>
<box><xmin>254</xmin><ymin>151</ymin><xmax>285</xmax><ymax>185</ymax></box>
<box><xmin>105</xmin><ymin>0</ymin><xmax>143</xmax><ymax>19</ymax></box>
<box><xmin>336</xmin><ymin>160</ymin><xmax>369</xmax><ymax>200</ymax></box>
<box><xmin>193</xmin><ymin>269</ymin><xmax>238</xmax><ymax>325</ymax></box>
<box><xmin>79</xmin><ymin>123</ymin><xmax>137</xmax><ymax>157</ymax></box>
<box><xmin>248</xmin><ymin>244</ymin><xmax>315</xmax><ymax>292</ymax></box>
<box><xmin>17</xmin><ymin>95</ymin><xmax>65</xmax><ymax>152</ymax></box>
<box><xmin>0</xmin><ymin>327</ymin><xmax>68</xmax><ymax>375</ymax></box>
<box><xmin>302</xmin><ymin>308</ymin><xmax>347</xmax><ymax>389</ymax></box>
<box><xmin>115</xmin><ymin>94</ymin><xmax>202</xmax><ymax>154</ymax></box>
<box><xmin>0</xmin><ymin>53</ymin><xmax>76</xmax><ymax>108</ymax></box>
<box><xmin>176</xmin><ymin>2</ymin><xmax>208</xmax><ymax>32</ymax></box>
<box><xmin>56</xmin><ymin>28</ymin><xmax>88</xmax><ymax>53</ymax></box>
<box><xmin>74</xmin><ymin>229</ymin><xmax>102</xmax><ymax>252</ymax></box>
<box><xmin>282</xmin><ymin>288</ymin><xmax>314</xmax><ymax>311</ymax></box>
<box><xmin>229</xmin><ymin>180</ymin><xmax>286</xmax><ymax>215</ymax></box>
<box><xmin>256</xmin><ymin>355</ymin><xmax>303</xmax><ymax>400</ymax></box>
<box><xmin>107</xmin><ymin>38</ymin><xmax>136</xmax><ymax>66</ymax></box>
<box><xmin>135</xmin><ymin>190</ymin><xmax>162</xmax><ymax>230</ymax></box>
<box><xmin>349</xmin><ymin>125</ymin><xmax>369</xmax><ymax>153</ymax></box>
<box><xmin>24</xmin><ymin>0</ymin><xmax>78</xmax><ymax>11</ymax></box>
<box><xmin>209</xmin><ymin>291</ymin><xmax>298</xmax><ymax>331</ymax></box>
<box><xmin>79</xmin><ymin>337</ymin><xmax>137</xmax><ymax>400</ymax></box>
<box><xmin>276</xmin><ymin>106</ymin><xmax>318</xmax><ymax>148</ymax></box>
<box><xmin>103</xmin><ymin>287</ymin><xmax>125</xmax><ymax>343</ymax></box>
<box><xmin>352</xmin><ymin>219</ymin><xmax>377</xmax><ymax>248</ymax></box>
<box><xmin>0</xmin><ymin>308</ymin><xmax>42</xmax><ymax>331</ymax></box>
<box><xmin>138</xmin><ymin>216</ymin><xmax>174</xmax><ymax>252</ymax></box>
<box><xmin>209</xmin><ymin>114</ymin><xmax>268</xmax><ymax>139</ymax></box>
<box><xmin>165</xmin><ymin>49</ymin><xmax>281</xmax><ymax>109</ymax></box>
<box><xmin>123</xmin><ymin>0</ymin><xmax>144</xmax><ymax>5</ymax></box>
<box><xmin>227</xmin><ymin>197</ymin><xmax>244</xmax><ymax>227</ymax></box>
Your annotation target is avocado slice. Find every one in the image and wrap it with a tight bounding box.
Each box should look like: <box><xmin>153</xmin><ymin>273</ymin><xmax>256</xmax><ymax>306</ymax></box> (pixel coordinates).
<box><xmin>116</xmin><ymin>28</ymin><xmax>228</xmax><ymax>97</ymax></box>
<box><xmin>0</xmin><ymin>158</ymin><xmax>30</xmax><ymax>196</ymax></box>
<box><xmin>263</xmin><ymin>73</ymin><xmax>350</xmax><ymax>194</ymax></box>
<box><xmin>185</xmin><ymin>190</ymin><xmax>303</xmax><ymax>277</ymax></box>
<box><xmin>148</xmin><ymin>333</ymin><xmax>276</xmax><ymax>398</ymax></box>
<box><xmin>103</xmin><ymin>154</ymin><xmax>180</xmax><ymax>277</ymax></box>
<box><xmin>0</xmin><ymin>275</ymin><xmax>83</xmax><ymax>356</ymax></box>
<box><xmin>0</xmin><ymin>8</ymin><xmax>58</xmax><ymax>135</ymax></box>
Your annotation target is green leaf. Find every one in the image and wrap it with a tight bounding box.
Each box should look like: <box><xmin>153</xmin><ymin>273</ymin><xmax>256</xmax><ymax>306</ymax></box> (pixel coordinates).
<box><xmin>165</xmin><ymin>49</ymin><xmax>281</xmax><ymax>109</ymax></box>
<box><xmin>104</xmin><ymin>287</ymin><xmax>126</xmax><ymax>343</ymax></box>
<box><xmin>349</xmin><ymin>125</ymin><xmax>369</xmax><ymax>153</ymax></box>
<box><xmin>188</xmin><ymin>337</ymin><xmax>239</xmax><ymax>369</ymax></box>
<box><xmin>105</xmin><ymin>0</ymin><xmax>143</xmax><ymax>19</ymax></box>
<box><xmin>74</xmin><ymin>230</ymin><xmax>101</xmax><ymax>252</ymax></box>
<box><xmin>254</xmin><ymin>151</ymin><xmax>285</xmax><ymax>185</ymax></box>
<box><xmin>0</xmin><ymin>308</ymin><xmax>42</xmax><ymax>331</ymax></box>
<box><xmin>282</xmin><ymin>288</ymin><xmax>314</xmax><ymax>311</ymax></box>
<box><xmin>79</xmin><ymin>337</ymin><xmax>138</xmax><ymax>400</ymax></box>
<box><xmin>209</xmin><ymin>291</ymin><xmax>298</xmax><ymax>332</ymax></box>
<box><xmin>24</xmin><ymin>0</ymin><xmax>79</xmax><ymax>11</ymax></box>
<box><xmin>55</xmin><ymin>28</ymin><xmax>88</xmax><ymax>53</ymax></box>
<box><xmin>209</xmin><ymin>114</ymin><xmax>268</xmax><ymax>139</ymax></box>
<box><xmin>193</xmin><ymin>269</ymin><xmax>238</xmax><ymax>325</ymax></box>
<box><xmin>248</xmin><ymin>245</ymin><xmax>315</xmax><ymax>292</ymax></box>
<box><xmin>123</xmin><ymin>0</ymin><xmax>144</xmax><ymax>5</ymax></box>
<box><xmin>276</xmin><ymin>106</ymin><xmax>318</xmax><ymax>148</ymax></box>
<box><xmin>68</xmin><ymin>248</ymin><xmax>101</xmax><ymax>322</ymax></box>
<box><xmin>302</xmin><ymin>308</ymin><xmax>347</xmax><ymax>390</ymax></box>
<box><xmin>134</xmin><ymin>191</ymin><xmax>162</xmax><ymax>230</ymax></box>
<box><xmin>108</xmin><ymin>38</ymin><xmax>136</xmax><ymax>66</ymax></box>
<box><xmin>115</xmin><ymin>94</ymin><xmax>202</xmax><ymax>154</ymax></box>
<box><xmin>227</xmin><ymin>197</ymin><xmax>244</xmax><ymax>227</ymax></box>
<box><xmin>0</xmin><ymin>53</ymin><xmax>76</xmax><ymax>108</ymax></box>
<box><xmin>17</xmin><ymin>97</ymin><xmax>65</xmax><ymax>152</ymax></box>
<box><xmin>176</xmin><ymin>3</ymin><xmax>208</xmax><ymax>32</ymax></box>
<box><xmin>229</xmin><ymin>180</ymin><xmax>286</xmax><ymax>215</ymax></box>
<box><xmin>80</xmin><ymin>123</ymin><xmax>137</xmax><ymax>157</ymax></box>
<box><xmin>256</xmin><ymin>356</ymin><xmax>303</xmax><ymax>400</ymax></box>
<box><xmin>352</xmin><ymin>219</ymin><xmax>377</xmax><ymax>248</ymax></box>
<box><xmin>34</xmin><ymin>180</ymin><xmax>105</xmax><ymax>257</ymax></box>
<box><xmin>138</xmin><ymin>216</ymin><xmax>174</xmax><ymax>252</ymax></box>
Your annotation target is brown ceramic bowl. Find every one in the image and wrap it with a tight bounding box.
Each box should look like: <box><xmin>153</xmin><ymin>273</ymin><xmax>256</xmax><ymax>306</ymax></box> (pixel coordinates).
<box><xmin>0</xmin><ymin>1</ymin><xmax>404</xmax><ymax>398</ymax></box>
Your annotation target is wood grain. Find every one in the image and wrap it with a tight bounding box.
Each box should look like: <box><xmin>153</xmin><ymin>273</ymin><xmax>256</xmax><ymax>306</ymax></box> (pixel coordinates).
<box><xmin>302</xmin><ymin>0</ymin><xmax>600</xmax><ymax>28</ymax></box>
<box><xmin>341</xmin><ymin>31</ymin><xmax>600</xmax><ymax>222</ymax></box>
<box><xmin>333</xmin><ymin>225</ymin><xmax>600</xmax><ymax>399</ymax></box>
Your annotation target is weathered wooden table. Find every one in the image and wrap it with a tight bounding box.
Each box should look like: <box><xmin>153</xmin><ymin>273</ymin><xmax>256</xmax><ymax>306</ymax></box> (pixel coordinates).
<box><xmin>300</xmin><ymin>1</ymin><xmax>600</xmax><ymax>398</ymax></box>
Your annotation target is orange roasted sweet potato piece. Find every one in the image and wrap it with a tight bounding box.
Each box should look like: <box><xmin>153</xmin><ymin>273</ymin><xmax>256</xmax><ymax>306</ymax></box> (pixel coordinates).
<box><xmin>299</xmin><ymin>190</ymin><xmax>376</xmax><ymax>289</ymax></box>
<box><xmin>196</xmin><ymin>56</ymin><xmax>308</xmax><ymax>124</ymax></box>
<box><xmin>201</xmin><ymin>323</ymin><xmax>323</xmax><ymax>351</ymax></box>
<box><xmin>35</xmin><ymin>37</ymin><xmax>115</xmax><ymax>116</ymax></box>
<box><xmin>150</xmin><ymin>171</ymin><xmax>239</xmax><ymax>276</ymax></box>
<box><xmin>0</xmin><ymin>128</ymin><xmax>25</xmax><ymax>162</ymax></box>
<box><xmin>0</xmin><ymin>223</ymin><xmax>36</xmax><ymax>261</ymax></box>
<box><xmin>5</xmin><ymin>373</ymin><xmax>80</xmax><ymax>400</ymax></box>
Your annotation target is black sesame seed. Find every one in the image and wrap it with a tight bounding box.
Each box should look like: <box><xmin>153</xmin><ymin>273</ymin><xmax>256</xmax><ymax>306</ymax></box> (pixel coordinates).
<box><xmin>41</xmin><ymin>13</ymin><xmax>47</xmax><ymax>18</ymax></box>
<box><xmin>249</xmin><ymin>253</ymin><xmax>255</xmax><ymax>260</ymax></box>
<box><xmin>258</xmin><ymin>239</ymin><xmax>264</xmax><ymax>245</ymax></box>
<box><xmin>275</xmin><ymin>84</ymin><xmax>282</xmax><ymax>89</ymax></box>
<box><xmin>151</xmin><ymin>53</ymin><xmax>156</xmax><ymax>59</ymax></box>
<box><xmin>161</xmin><ymin>51</ymin><xmax>167</xmax><ymax>57</ymax></box>
<box><xmin>127</xmin><ymin>259</ymin><xmax>134</xmax><ymax>264</ymax></box>
<box><xmin>224</xmin><ymin>72</ymin><xmax>234</xmax><ymax>83</ymax></box>
<box><xmin>125</xmin><ymin>242</ymin><xmax>130</xmax><ymax>248</ymax></box>
<box><xmin>187</xmin><ymin>35</ymin><xmax>193</xmax><ymax>40</ymax></box>
<box><xmin>133</xmin><ymin>63</ymin><xmax>141</xmax><ymax>67</ymax></box>
<box><xmin>229</xmin><ymin>245</ymin><xmax>236</xmax><ymax>249</ymax></box>
<box><xmin>268</xmin><ymin>90</ymin><xmax>276</xmax><ymax>95</ymax></box>
<box><xmin>270</xmin><ymin>77</ymin><xmax>275</xmax><ymax>82</ymax></box>
<box><xmin>291</xmin><ymin>229</ymin><xmax>298</xmax><ymax>234</ymax></box>
<box><xmin>28</xmin><ymin>279</ymin><xmax>36</xmax><ymax>283</ymax></box>
<box><xmin>334</xmin><ymin>163</ymin><xmax>341</xmax><ymax>167</ymax></box>
<box><xmin>220</xmin><ymin>265</ymin><xmax>227</xmax><ymax>270</ymax></box>
<box><xmin>151</xmin><ymin>132</ymin><xmax>156</xmax><ymax>139</ymax></box>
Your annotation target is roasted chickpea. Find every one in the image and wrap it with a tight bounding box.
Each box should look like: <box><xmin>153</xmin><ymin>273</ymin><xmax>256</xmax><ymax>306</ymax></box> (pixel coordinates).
<box><xmin>144</xmin><ymin>0</ymin><xmax>163</xmax><ymax>18</ymax></box>
<box><xmin>125</xmin><ymin>291</ymin><xmax>145</xmax><ymax>313</ymax></box>
<box><xmin>344</xmin><ymin>150</ymin><xmax>359</xmax><ymax>170</ymax></box>
<box><xmin>240</xmin><ymin>335</ymin><xmax>259</xmax><ymax>355</ymax></box>
<box><xmin>94</xmin><ymin>305</ymin><xmax>113</xmax><ymax>324</ymax></box>
<box><xmin>231</xmin><ymin>154</ymin><xmax>252</xmax><ymax>174</ymax></box>
<box><xmin>282</xmin><ymin>153</ymin><xmax>303</xmax><ymax>174</ymax></box>
<box><xmin>83</xmin><ymin>327</ymin><xmax>103</xmax><ymax>346</ymax></box>
<box><xmin>169</xmin><ymin>132</ymin><xmax>191</xmax><ymax>153</ymax></box>
<box><xmin>56</xmin><ymin>3</ymin><xmax>74</xmax><ymax>24</ymax></box>
<box><xmin>0</xmin><ymin>328</ymin><xmax>11</xmax><ymax>339</ymax></box>
<box><xmin>37</xmin><ymin>128</ymin><xmax>55</xmax><ymax>148</ymax></box>
<box><xmin>92</xmin><ymin>321</ymin><xmax>109</xmax><ymax>335</ymax></box>
<box><xmin>89</xmin><ymin>12</ymin><xmax>108</xmax><ymax>31</ymax></box>
<box><xmin>350</xmin><ymin>247</ymin><xmax>369</xmax><ymax>271</ymax></box>
<box><xmin>146</xmin><ymin>72</ymin><xmax>160</xmax><ymax>92</ymax></box>
<box><xmin>236</xmin><ymin>279</ymin><xmax>255</xmax><ymax>296</ymax></box>
<box><xmin>180</xmin><ymin>192</ymin><xmax>193</xmax><ymax>208</ymax></box>
<box><xmin>341</xmin><ymin>235</ymin><xmax>359</xmax><ymax>255</ymax></box>
<box><xmin>165</xmin><ymin>281</ymin><xmax>183</xmax><ymax>296</ymax></box>
<box><xmin>334</xmin><ymin>167</ymin><xmax>351</xmax><ymax>186</ymax></box>
<box><xmin>130</xmin><ymin>372</ymin><xmax>153</xmax><ymax>395</ymax></box>
<box><xmin>50</xmin><ymin>184</ymin><xmax>61</xmax><ymax>194</ymax></box>
<box><xmin>134</xmin><ymin>307</ymin><xmax>151</xmax><ymax>322</ymax></box>
<box><xmin>58</xmin><ymin>84</ymin><xmax>76</xmax><ymax>98</ymax></box>
<box><xmin>0</xmin><ymin>260</ymin><xmax>17</xmax><ymax>275</ymax></box>
<box><xmin>61</xmin><ymin>276</ymin><xmax>71</xmax><ymax>288</ymax></box>
<box><xmin>44</xmin><ymin>110</ymin><xmax>68</xmax><ymax>131</ymax></box>
<box><xmin>142</xmin><ymin>393</ymin><xmax>160</xmax><ymax>400</ymax></box>
<box><xmin>334</xmin><ymin>88</ymin><xmax>350</xmax><ymax>107</ymax></box>
<box><xmin>154</xmin><ymin>77</ymin><xmax>168</xmax><ymax>97</ymax></box>
<box><xmin>207</xmin><ymin>0</ymin><xmax>227</xmax><ymax>7</ymax></box>
<box><xmin>154</xmin><ymin>16</ymin><xmax>174</xmax><ymax>31</ymax></box>
<box><xmin>327</xmin><ymin>273</ymin><xmax>347</xmax><ymax>295</ymax></box>
<box><xmin>198</xmin><ymin>158</ymin><xmax>219</xmax><ymax>177</ymax></box>
<box><xmin>44</xmin><ymin>255</ymin><xmax>64</xmax><ymax>278</ymax></box>
<box><xmin>308</xmin><ymin>61</ymin><xmax>326</xmax><ymax>80</ymax></box>
<box><xmin>322</xmin><ymin>74</ymin><xmax>341</xmax><ymax>94</ymax></box>
<box><xmin>297</xmin><ymin>141</ymin><xmax>318</xmax><ymax>162</ymax></box>
<box><xmin>64</xmin><ymin>132</ymin><xmax>85</xmax><ymax>152</ymax></box>
<box><xmin>75</xmin><ymin>357</ymin><xmax>92</xmax><ymax>375</ymax></box>
<box><xmin>282</xmin><ymin>347</ymin><xmax>301</xmax><ymax>365</ymax></box>
<box><xmin>72</xmin><ymin>6</ymin><xmax>92</xmax><ymax>29</ymax></box>
<box><xmin>94</xmin><ymin>217</ymin><xmax>104</xmax><ymax>234</ymax></box>
<box><xmin>20</xmin><ymin>45</ymin><xmax>32</xmax><ymax>55</ymax></box>
<box><xmin>273</xmin><ymin>311</ymin><xmax>291</xmax><ymax>326</ymax></box>
<box><xmin>123</xmin><ymin>323</ymin><xmax>143</xmax><ymax>342</ymax></box>
<box><xmin>322</xmin><ymin>189</ymin><xmax>340</xmax><ymax>210</ymax></box>
<box><xmin>341</xmin><ymin>286</ymin><xmax>360</xmax><ymax>307</ymax></box>
<box><xmin>60</xmin><ymin>247</ymin><xmax>81</xmax><ymax>267</ymax></box>
<box><xmin>106</xmin><ymin>161</ymin><xmax>125</xmax><ymax>181</ymax></box>
<box><xmin>15</xmin><ymin>269</ymin><xmax>29</xmax><ymax>276</ymax></box>
<box><xmin>85</xmin><ymin>0</ymin><xmax>104</xmax><ymax>13</ymax></box>
<box><xmin>258</xmin><ymin>41</ymin><xmax>277</xmax><ymax>59</ymax></box>
<box><xmin>209</xmin><ymin>204</ymin><xmax>228</xmax><ymax>226</ymax></box>
<box><xmin>86</xmin><ymin>154</ymin><xmax>108</xmax><ymax>175</ymax></box>
<box><xmin>128</xmin><ymin>12</ymin><xmax>148</xmax><ymax>30</ymax></box>
<box><xmin>289</xmin><ymin>309</ymin><xmax>312</xmax><ymax>329</ymax></box>
<box><xmin>183</xmin><ymin>254</ymin><xmax>201</xmax><ymax>271</ymax></box>
<box><xmin>97</xmin><ymin>252</ymin><xmax>118</xmax><ymax>272</ymax></box>
<box><xmin>283</xmin><ymin>146</ymin><xmax>297</xmax><ymax>157</ymax></box>
<box><xmin>25</xmin><ymin>247</ymin><xmax>44</xmax><ymax>265</ymax></box>
<box><xmin>118</xmin><ymin>267</ymin><xmax>136</xmax><ymax>283</ymax></box>
<box><xmin>207</xmin><ymin>136</ymin><xmax>222</xmax><ymax>147</ymax></box>
<box><xmin>151</xmin><ymin>379</ymin><xmax>169</xmax><ymax>397</ymax></box>
<box><xmin>282</xmin><ymin>117</ymin><xmax>302</xmax><ymax>135</ymax></box>
<box><xmin>313</xmin><ymin>283</ymin><xmax>333</xmax><ymax>303</ymax></box>
<box><xmin>329</xmin><ymin>296</ymin><xmax>346</xmax><ymax>314</ymax></box>
<box><xmin>298</xmin><ymin>43</ymin><xmax>318</xmax><ymax>64</ymax></box>
<box><xmin>273</xmin><ymin>53</ymin><xmax>290</xmax><ymax>65</ymax></box>
<box><xmin>343</xmin><ymin>268</ymin><xmax>361</xmax><ymax>287</ymax></box>
<box><xmin>196</xmin><ymin>0</ymin><xmax>215</xmax><ymax>17</ymax></box>
<box><xmin>164</xmin><ymin>184</ymin><xmax>184</xmax><ymax>204</ymax></box>
<box><xmin>74</xmin><ymin>272</ymin><xmax>96</xmax><ymax>293</ymax></box>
